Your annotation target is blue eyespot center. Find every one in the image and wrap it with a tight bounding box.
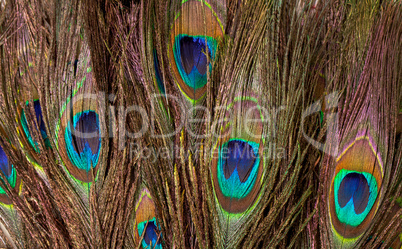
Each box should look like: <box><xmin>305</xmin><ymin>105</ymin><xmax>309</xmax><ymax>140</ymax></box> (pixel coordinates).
<box><xmin>180</xmin><ymin>36</ymin><xmax>209</xmax><ymax>75</ymax></box>
<box><xmin>334</xmin><ymin>169</ymin><xmax>378</xmax><ymax>227</ymax></box>
<box><xmin>153</xmin><ymin>50</ymin><xmax>166</xmax><ymax>95</ymax></box>
<box><xmin>223</xmin><ymin>140</ymin><xmax>257</xmax><ymax>182</ymax></box>
<box><xmin>65</xmin><ymin>111</ymin><xmax>101</xmax><ymax>172</ymax></box>
<box><xmin>338</xmin><ymin>173</ymin><xmax>369</xmax><ymax>214</ymax></box>
<box><xmin>137</xmin><ymin>218</ymin><xmax>162</xmax><ymax>249</ymax></box>
<box><xmin>217</xmin><ymin>139</ymin><xmax>260</xmax><ymax>199</ymax></box>
<box><xmin>21</xmin><ymin>100</ymin><xmax>50</xmax><ymax>151</ymax></box>
<box><xmin>0</xmin><ymin>144</ymin><xmax>17</xmax><ymax>195</ymax></box>
<box><xmin>0</xmin><ymin>145</ymin><xmax>12</xmax><ymax>178</ymax></box>
<box><xmin>174</xmin><ymin>35</ymin><xmax>217</xmax><ymax>90</ymax></box>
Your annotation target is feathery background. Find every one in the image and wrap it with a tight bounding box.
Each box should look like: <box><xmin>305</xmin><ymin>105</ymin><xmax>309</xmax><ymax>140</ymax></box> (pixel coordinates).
<box><xmin>0</xmin><ymin>0</ymin><xmax>401</xmax><ymax>248</ymax></box>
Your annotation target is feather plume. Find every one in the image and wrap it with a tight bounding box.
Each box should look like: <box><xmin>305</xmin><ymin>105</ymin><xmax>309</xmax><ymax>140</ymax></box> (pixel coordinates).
<box><xmin>0</xmin><ymin>0</ymin><xmax>400</xmax><ymax>248</ymax></box>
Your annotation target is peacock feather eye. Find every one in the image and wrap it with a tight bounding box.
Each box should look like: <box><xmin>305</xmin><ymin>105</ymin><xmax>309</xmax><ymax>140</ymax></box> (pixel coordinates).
<box><xmin>153</xmin><ymin>50</ymin><xmax>166</xmax><ymax>95</ymax></box>
<box><xmin>0</xmin><ymin>143</ymin><xmax>21</xmax><ymax>205</ymax></box>
<box><xmin>173</xmin><ymin>35</ymin><xmax>217</xmax><ymax>90</ymax></box>
<box><xmin>168</xmin><ymin>0</ymin><xmax>224</xmax><ymax>101</ymax></box>
<box><xmin>134</xmin><ymin>188</ymin><xmax>162</xmax><ymax>249</ymax></box>
<box><xmin>217</xmin><ymin>139</ymin><xmax>260</xmax><ymax>200</ymax></box>
<box><xmin>64</xmin><ymin>111</ymin><xmax>100</xmax><ymax>172</ymax></box>
<box><xmin>329</xmin><ymin>135</ymin><xmax>383</xmax><ymax>244</ymax></box>
<box><xmin>137</xmin><ymin>217</ymin><xmax>161</xmax><ymax>249</ymax></box>
<box><xmin>58</xmin><ymin>95</ymin><xmax>101</xmax><ymax>183</ymax></box>
<box><xmin>212</xmin><ymin>96</ymin><xmax>264</xmax><ymax>214</ymax></box>
<box><xmin>20</xmin><ymin>100</ymin><xmax>50</xmax><ymax>152</ymax></box>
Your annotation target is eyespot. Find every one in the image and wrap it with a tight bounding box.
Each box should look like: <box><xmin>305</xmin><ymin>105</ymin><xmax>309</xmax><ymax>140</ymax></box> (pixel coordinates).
<box><xmin>20</xmin><ymin>100</ymin><xmax>50</xmax><ymax>152</ymax></box>
<box><xmin>153</xmin><ymin>50</ymin><xmax>166</xmax><ymax>95</ymax></box>
<box><xmin>168</xmin><ymin>0</ymin><xmax>224</xmax><ymax>101</ymax></box>
<box><xmin>58</xmin><ymin>96</ymin><xmax>101</xmax><ymax>183</ymax></box>
<box><xmin>137</xmin><ymin>218</ymin><xmax>162</xmax><ymax>249</ymax></box>
<box><xmin>329</xmin><ymin>136</ymin><xmax>383</xmax><ymax>240</ymax></box>
<box><xmin>134</xmin><ymin>188</ymin><xmax>162</xmax><ymax>249</ymax></box>
<box><xmin>212</xmin><ymin>96</ymin><xmax>264</xmax><ymax>213</ymax></box>
<box><xmin>0</xmin><ymin>143</ymin><xmax>21</xmax><ymax>205</ymax></box>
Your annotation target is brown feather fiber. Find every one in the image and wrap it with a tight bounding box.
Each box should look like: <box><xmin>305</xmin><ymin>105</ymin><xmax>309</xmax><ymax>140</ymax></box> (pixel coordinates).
<box><xmin>0</xmin><ymin>0</ymin><xmax>400</xmax><ymax>248</ymax></box>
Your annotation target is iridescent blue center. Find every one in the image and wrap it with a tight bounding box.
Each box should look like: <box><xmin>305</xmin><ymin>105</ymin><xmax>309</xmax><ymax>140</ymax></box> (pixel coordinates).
<box><xmin>0</xmin><ymin>144</ymin><xmax>16</xmax><ymax>195</ymax></box>
<box><xmin>64</xmin><ymin>111</ymin><xmax>101</xmax><ymax>172</ymax></box>
<box><xmin>21</xmin><ymin>100</ymin><xmax>50</xmax><ymax>151</ymax></box>
<box><xmin>153</xmin><ymin>50</ymin><xmax>165</xmax><ymax>95</ymax></box>
<box><xmin>137</xmin><ymin>218</ymin><xmax>162</xmax><ymax>249</ymax></box>
<box><xmin>173</xmin><ymin>35</ymin><xmax>217</xmax><ymax>90</ymax></box>
<box><xmin>334</xmin><ymin>169</ymin><xmax>378</xmax><ymax>227</ymax></box>
<box><xmin>217</xmin><ymin>139</ymin><xmax>260</xmax><ymax>199</ymax></box>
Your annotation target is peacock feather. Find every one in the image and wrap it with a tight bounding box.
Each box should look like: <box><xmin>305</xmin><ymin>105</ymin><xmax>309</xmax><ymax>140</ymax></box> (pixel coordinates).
<box><xmin>0</xmin><ymin>0</ymin><xmax>401</xmax><ymax>248</ymax></box>
<box><xmin>133</xmin><ymin>187</ymin><xmax>162</xmax><ymax>249</ymax></box>
<box><xmin>211</xmin><ymin>95</ymin><xmax>264</xmax><ymax>214</ymax></box>
<box><xmin>56</xmin><ymin>60</ymin><xmax>101</xmax><ymax>183</ymax></box>
<box><xmin>167</xmin><ymin>0</ymin><xmax>224</xmax><ymax>102</ymax></box>
<box><xmin>316</xmin><ymin>1</ymin><xmax>402</xmax><ymax>248</ymax></box>
<box><xmin>0</xmin><ymin>137</ymin><xmax>21</xmax><ymax>206</ymax></box>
